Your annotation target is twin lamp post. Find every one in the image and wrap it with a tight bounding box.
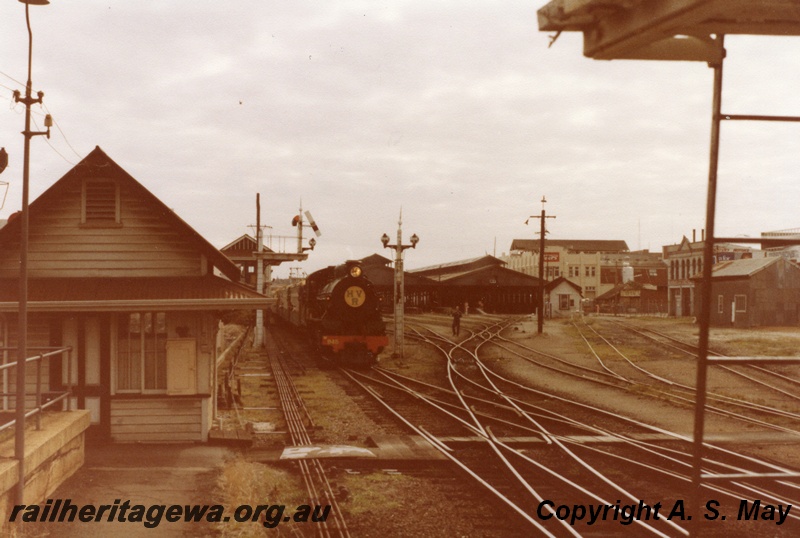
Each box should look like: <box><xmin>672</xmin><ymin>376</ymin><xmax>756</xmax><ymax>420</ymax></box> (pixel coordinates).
<box><xmin>381</xmin><ymin>215</ymin><xmax>418</xmax><ymax>360</ymax></box>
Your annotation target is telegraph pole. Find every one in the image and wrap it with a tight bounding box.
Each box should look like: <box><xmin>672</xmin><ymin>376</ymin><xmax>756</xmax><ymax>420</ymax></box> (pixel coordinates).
<box><xmin>253</xmin><ymin>194</ymin><xmax>265</xmax><ymax>347</ymax></box>
<box><xmin>527</xmin><ymin>196</ymin><xmax>555</xmax><ymax>334</ymax></box>
<box><xmin>14</xmin><ymin>0</ymin><xmax>52</xmax><ymax>506</ymax></box>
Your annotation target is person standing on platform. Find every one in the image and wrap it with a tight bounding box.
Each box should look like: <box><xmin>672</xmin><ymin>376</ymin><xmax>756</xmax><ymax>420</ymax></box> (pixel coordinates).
<box><xmin>452</xmin><ymin>306</ymin><xmax>462</xmax><ymax>336</ymax></box>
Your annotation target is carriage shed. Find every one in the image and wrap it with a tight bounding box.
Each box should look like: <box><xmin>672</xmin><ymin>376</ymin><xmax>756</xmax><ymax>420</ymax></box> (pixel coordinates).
<box><xmin>0</xmin><ymin>147</ymin><xmax>271</xmax><ymax>442</ymax></box>
<box><xmin>410</xmin><ymin>256</ymin><xmax>542</xmax><ymax>314</ymax></box>
<box><xmin>359</xmin><ymin>253</ymin><xmax>440</xmax><ymax>312</ymax></box>
<box><xmin>690</xmin><ymin>256</ymin><xmax>800</xmax><ymax>328</ymax></box>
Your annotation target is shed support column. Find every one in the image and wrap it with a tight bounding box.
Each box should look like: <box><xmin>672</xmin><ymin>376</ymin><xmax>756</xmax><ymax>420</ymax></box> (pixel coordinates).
<box><xmin>690</xmin><ymin>34</ymin><xmax>725</xmax><ymax>538</ymax></box>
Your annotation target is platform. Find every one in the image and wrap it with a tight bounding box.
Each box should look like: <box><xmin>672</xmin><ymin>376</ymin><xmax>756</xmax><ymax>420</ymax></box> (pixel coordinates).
<box><xmin>208</xmin><ymin>428</ymin><xmax>253</xmax><ymax>447</ymax></box>
<box><xmin>248</xmin><ymin>435</ymin><xmax>447</xmax><ymax>462</ymax></box>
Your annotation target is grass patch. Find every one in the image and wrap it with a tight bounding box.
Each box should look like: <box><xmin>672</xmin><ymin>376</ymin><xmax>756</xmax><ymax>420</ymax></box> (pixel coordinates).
<box><xmin>710</xmin><ymin>336</ymin><xmax>800</xmax><ymax>357</ymax></box>
<box><xmin>343</xmin><ymin>472</ymin><xmax>414</xmax><ymax>516</ymax></box>
<box><xmin>214</xmin><ymin>458</ymin><xmax>306</xmax><ymax>537</ymax></box>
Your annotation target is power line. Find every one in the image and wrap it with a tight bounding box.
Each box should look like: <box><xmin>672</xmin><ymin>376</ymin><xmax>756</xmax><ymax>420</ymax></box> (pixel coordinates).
<box><xmin>1</xmin><ymin>81</ymin><xmax>20</xmax><ymax>93</ymax></box>
<box><xmin>31</xmin><ymin>114</ymin><xmax>76</xmax><ymax>166</ymax></box>
<box><xmin>42</xmin><ymin>102</ymin><xmax>82</xmax><ymax>159</ymax></box>
<box><xmin>0</xmin><ymin>70</ymin><xmax>25</xmax><ymax>88</ymax></box>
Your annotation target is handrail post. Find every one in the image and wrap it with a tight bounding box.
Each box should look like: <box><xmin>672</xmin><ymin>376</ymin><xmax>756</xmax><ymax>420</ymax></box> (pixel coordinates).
<box><xmin>35</xmin><ymin>354</ymin><xmax>42</xmax><ymax>430</ymax></box>
<box><xmin>67</xmin><ymin>348</ymin><xmax>72</xmax><ymax>411</ymax></box>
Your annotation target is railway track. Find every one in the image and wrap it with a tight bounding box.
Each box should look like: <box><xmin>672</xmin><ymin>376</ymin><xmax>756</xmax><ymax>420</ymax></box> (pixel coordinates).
<box><xmin>343</xmin><ymin>315</ymin><xmax>800</xmax><ymax>537</ymax></box>
<box><xmin>268</xmin><ymin>330</ymin><xmax>351</xmax><ymax>538</ymax></box>
<box><xmin>575</xmin><ymin>319</ymin><xmax>800</xmax><ymax>429</ymax></box>
<box><xmin>479</xmin><ymin>317</ymin><xmax>800</xmax><ymax>438</ymax></box>
<box><xmin>263</xmin><ymin>313</ymin><xmax>800</xmax><ymax>536</ymax></box>
<box><xmin>610</xmin><ymin>319</ymin><xmax>800</xmax><ymax>399</ymax></box>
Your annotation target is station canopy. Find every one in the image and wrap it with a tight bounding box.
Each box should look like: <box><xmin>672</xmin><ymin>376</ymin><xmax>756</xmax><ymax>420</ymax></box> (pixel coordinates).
<box><xmin>538</xmin><ymin>0</ymin><xmax>800</xmax><ymax>62</ymax></box>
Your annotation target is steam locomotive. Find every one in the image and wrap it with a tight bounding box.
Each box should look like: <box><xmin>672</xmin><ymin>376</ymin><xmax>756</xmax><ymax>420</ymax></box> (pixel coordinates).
<box><xmin>272</xmin><ymin>260</ymin><xmax>387</xmax><ymax>366</ymax></box>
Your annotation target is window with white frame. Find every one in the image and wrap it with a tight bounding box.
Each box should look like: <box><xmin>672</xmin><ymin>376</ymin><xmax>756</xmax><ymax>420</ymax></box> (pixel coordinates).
<box><xmin>718</xmin><ymin>295</ymin><xmax>724</xmax><ymax>314</ymax></box>
<box><xmin>734</xmin><ymin>295</ymin><xmax>747</xmax><ymax>313</ymax></box>
<box><xmin>117</xmin><ymin>312</ymin><xmax>167</xmax><ymax>392</ymax></box>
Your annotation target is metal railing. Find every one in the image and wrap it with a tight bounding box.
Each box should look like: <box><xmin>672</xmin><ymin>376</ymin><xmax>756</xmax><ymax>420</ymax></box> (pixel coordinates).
<box><xmin>0</xmin><ymin>346</ymin><xmax>72</xmax><ymax>432</ymax></box>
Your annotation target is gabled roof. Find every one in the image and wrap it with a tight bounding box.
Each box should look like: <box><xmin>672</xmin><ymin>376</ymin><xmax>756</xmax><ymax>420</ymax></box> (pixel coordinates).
<box><xmin>0</xmin><ymin>147</ymin><xmax>241</xmax><ymax>281</ymax></box>
<box><xmin>434</xmin><ymin>265</ymin><xmax>541</xmax><ymax>287</ymax></box>
<box><xmin>510</xmin><ymin>239</ymin><xmax>629</xmax><ymax>253</ymax></box>
<box><xmin>362</xmin><ymin>263</ymin><xmax>439</xmax><ymax>288</ymax></box>
<box><xmin>0</xmin><ymin>146</ymin><xmax>239</xmax><ymax>281</ymax></box>
<box><xmin>693</xmin><ymin>256</ymin><xmax>781</xmax><ymax>280</ymax></box>
<box><xmin>221</xmin><ymin>234</ymin><xmax>258</xmax><ymax>252</ymax></box>
<box><xmin>545</xmin><ymin>276</ymin><xmax>582</xmax><ymax>294</ymax></box>
<box><xmin>221</xmin><ymin>234</ymin><xmax>276</xmax><ymax>261</ymax></box>
<box><xmin>0</xmin><ymin>148</ymin><xmax>275</xmax><ymax>311</ymax></box>
<box><xmin>360</xmin><ymin>253</ymin><xmax>393</xmax><ymax>267</ymax></box>
<box><xmin>595</xmin><ymin>280</ymin><xmax>657</xmax><ymax>302</ymax></box>
<box><xmin>410</xmin><ymin>255</ymin><xmax>505</xmax><ymax>277</ymax></box>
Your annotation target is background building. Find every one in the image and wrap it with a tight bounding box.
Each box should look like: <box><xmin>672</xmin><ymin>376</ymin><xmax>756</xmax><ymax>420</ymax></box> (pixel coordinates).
<box><xmin>692</xmin><ymin>257</ymin><xmax>800</xmax><ymax>327</ymax></box>
<box><xmin>663</xmin><ymin>231</ymin><xmax>761</xmax><ymax>317</ymax></box>
<box><xmin>410</xmin><ymin>256</ymin><xmax>542</xmax><ymax>314</ymax></box>
<box><xmin>761</xmin><ymin>227</ymin><xmax>800</xmax><ymax>262</ymax></box>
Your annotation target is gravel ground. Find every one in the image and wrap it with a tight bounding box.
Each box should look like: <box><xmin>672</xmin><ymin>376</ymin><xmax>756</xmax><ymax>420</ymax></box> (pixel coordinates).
<box><xmin>246</xmin><ymin>314</ymin><xmax>800</xmax><ymax>537</ymax></box>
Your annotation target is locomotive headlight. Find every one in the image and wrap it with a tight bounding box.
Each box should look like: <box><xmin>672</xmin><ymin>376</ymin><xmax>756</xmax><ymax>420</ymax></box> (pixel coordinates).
<box><xmin>349</xmin><ymin>265</ymin><xmax>362</xmax><ymax>278</ymax></box>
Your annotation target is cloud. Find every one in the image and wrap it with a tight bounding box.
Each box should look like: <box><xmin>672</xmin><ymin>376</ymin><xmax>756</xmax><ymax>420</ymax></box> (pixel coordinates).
<box><xmin>1</xmin><ymin>1</ymin><xmax>799</xmax><ymax>277</ymax></box>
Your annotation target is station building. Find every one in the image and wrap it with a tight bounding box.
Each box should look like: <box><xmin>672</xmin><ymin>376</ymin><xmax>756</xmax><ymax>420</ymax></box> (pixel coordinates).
<box><xmin>691</xmin><ymin>256</ymin><xmax>800</xmax><ymax>327</ymax></box>
<box><xmin>544</xmin><ymin>277</ymin><xmax>583</xmax><ymax>317</ymax></box>
<box><xmin>0</xmin><ymin>147</ymin><xmax>269</xmax><ymax>442</ymax></box>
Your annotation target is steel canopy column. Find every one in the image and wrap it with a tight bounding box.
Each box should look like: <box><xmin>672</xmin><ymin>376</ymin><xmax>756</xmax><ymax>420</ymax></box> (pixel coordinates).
<box><xmin>690</xmin><ymin>33</ymin><xmax>725</xmax><ymax>538</ymax></box>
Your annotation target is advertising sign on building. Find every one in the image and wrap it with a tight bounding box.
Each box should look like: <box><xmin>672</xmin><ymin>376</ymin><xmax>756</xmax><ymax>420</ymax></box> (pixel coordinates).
<box><xmin>543</xmin><ymin>252</ymin><xmax>559</xmax><ymax>262</ymax></box>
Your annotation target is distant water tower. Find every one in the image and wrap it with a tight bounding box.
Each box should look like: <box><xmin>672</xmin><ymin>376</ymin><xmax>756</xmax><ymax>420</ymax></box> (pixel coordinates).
<box><xmin>622</xmin><ymin>262</ymin><xmax>634</xmax><ymax>283</ymax></box>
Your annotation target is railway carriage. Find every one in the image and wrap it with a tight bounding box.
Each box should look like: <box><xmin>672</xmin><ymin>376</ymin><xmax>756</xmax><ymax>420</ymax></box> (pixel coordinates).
<box><xmin>272</xmin><ymin>260</ymin><xmax>387</xmax><ymax>366</ymax></box>
<box><xmin>272</xmin><ymin>281</ymin><xmax>304</xmax><ymax>327</ymax></box>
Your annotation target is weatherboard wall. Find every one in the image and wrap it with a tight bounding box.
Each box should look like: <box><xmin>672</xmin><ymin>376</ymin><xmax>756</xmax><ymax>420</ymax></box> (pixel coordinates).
<box><xmin>0</xmin><ymin>177</ymin><xmax>206</xmax><ymax>279</ymax></box>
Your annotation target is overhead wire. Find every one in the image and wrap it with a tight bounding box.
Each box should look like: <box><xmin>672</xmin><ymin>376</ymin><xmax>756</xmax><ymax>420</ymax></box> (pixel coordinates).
<box><xmin>42</xmin><ymin>102</ymin><xmax>82</xmax><ymax>160</ymax></box>
<box><xmin>0</xmin><ymin>81</ymin><xmax>20</xmax><ymax>94</ymax></box>
<box><xmin>31</xmin><ymin>113</ymin><xmax>75</xmax><ymax>166</ymax></box>
<box><xmin>0</xmin><ymin>69</ymin><xmax>25</xmax><ymax>89</ymax></box>
<box><xmin>1</xmin><ymin>71</ymin><xmax>82</xmax><ymax>165</ymax></box>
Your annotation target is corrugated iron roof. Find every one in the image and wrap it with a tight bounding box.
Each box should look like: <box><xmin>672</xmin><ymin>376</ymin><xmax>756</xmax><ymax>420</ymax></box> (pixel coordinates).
<box><xmin>511</xmin><ymin>239</ymin><xmax>629</xmax><ymax>253</ymax></box>
<box><xmin>411</xmin><ymin>255</ymin><xmax>505</xmax><ymax>275</ymax></box>
<box><xmin>707</xmin><ymin>256</ymin><xmax>779</xmax><ymax>279</ymax></box>
<box><xmin>0</xmin><ymin>276</ymin><xmax>271</xmax><ymax>312</ymax></box>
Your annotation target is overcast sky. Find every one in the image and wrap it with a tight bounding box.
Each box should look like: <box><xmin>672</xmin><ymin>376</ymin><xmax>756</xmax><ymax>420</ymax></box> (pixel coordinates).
<box><xmin>2</xmin><ymin>1</ymin><xmax>800</xmax><ymax>278</ymax></box>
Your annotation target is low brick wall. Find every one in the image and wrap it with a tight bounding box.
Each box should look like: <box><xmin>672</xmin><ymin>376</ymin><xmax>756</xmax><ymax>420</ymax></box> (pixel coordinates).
<box><xmin>0</xmin><ymin>411</ymin><xmax>90</xmax><ymax>529</ymax></box>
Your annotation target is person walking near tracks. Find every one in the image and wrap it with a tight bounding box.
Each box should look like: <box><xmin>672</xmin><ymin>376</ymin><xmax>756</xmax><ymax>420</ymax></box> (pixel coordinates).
<box><xmin>451</xmin><ymin>306</ymin><xmax>462</xmax><ymax>336</ymax></box>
